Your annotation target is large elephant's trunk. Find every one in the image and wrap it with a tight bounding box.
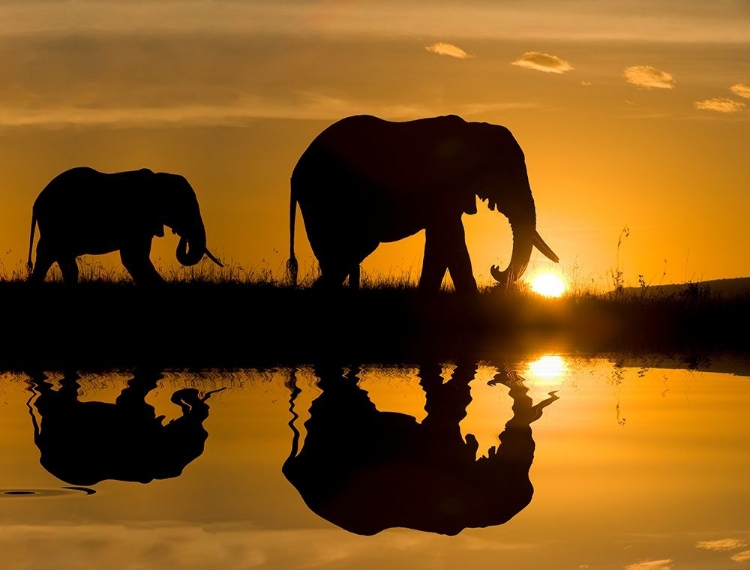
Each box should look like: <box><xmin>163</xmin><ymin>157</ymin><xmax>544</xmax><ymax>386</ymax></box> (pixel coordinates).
<box><xmin>491</xmin><ymin>215</ymin><xmax>535</xmax><ymax>286</ymax></box>
<box><xmin>489</xmin><ymin>183</ymin><xmax>559</xmax><ymax>286</ymax></box>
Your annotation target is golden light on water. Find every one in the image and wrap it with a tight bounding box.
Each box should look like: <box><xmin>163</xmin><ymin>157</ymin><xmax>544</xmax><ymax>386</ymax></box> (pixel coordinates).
<box><xmin>530</xmin><ymin>273</ymin><xmax>566</xmax><ymax>298</ymax></box>
<box><xmin>526</xmin><ymin>355</ymin><xmax>567</xmax><ymax>387</ymax></box>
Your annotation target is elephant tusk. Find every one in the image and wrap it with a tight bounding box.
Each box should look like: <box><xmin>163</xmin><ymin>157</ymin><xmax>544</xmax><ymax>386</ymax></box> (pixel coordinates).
<box><xmin>204</xmin><ymin>248</ymin><xmax>224</xmax><ymax>267</ymax></box>
<box><xmin>490</xmin><ymin>264</ymin><xmax>508</xmax><ymax>284</ymax></box>
<box><xmin>200</xmin><ymin>387</ymin><xmax>227</xmax><ymax>402</ymax></box>
<box><xmin>533</xmin><ymin>231</ymin><xmax>560</xmax><ymax>263</ymax></box>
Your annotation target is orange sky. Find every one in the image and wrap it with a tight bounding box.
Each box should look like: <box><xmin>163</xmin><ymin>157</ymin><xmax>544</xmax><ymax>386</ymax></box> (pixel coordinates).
<box><xmin>1</xmin><ymin>1</ymin><xmax>748</xmax><ymax>289</ymax></box>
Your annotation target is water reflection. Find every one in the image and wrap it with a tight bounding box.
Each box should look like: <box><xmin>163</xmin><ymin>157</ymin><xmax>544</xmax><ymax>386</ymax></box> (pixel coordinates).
<box><xmin>27</xmin><ymin>368</ymin><xmax>223</xmax><ymax>486</ymax></box>
<box><xmin>283</xmin><ymin>361</ymin><xmax>558</xmax><ymax>536</ymax></box>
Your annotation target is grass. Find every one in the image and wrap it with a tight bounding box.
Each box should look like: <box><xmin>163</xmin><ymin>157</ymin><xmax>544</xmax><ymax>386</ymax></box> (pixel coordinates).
<box><xmin>2</xmin><ymin>256</ymin><xmax>749</xmax><ymax>372</ymax></box>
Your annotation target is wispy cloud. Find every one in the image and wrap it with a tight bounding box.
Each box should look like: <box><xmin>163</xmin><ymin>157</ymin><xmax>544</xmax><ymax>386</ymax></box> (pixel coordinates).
<box><xmin>694</xmin><ymin>97</ymin><xmax>745</xmax><ymax>113</ymax></box>
<box><xmin>732</xmin><ymin>551</ymin><xmax>750</xmax><ymax>562</ymax></box>
<box><xmin>511</xmin><ymin>52</ymin><xmax>573</xmax><ymax>74</ymax></box>
<box><xmin>695</xmin><ymin>538</ymin><xmax>748</xmax><ymax>551</ymax></box>
<box><xmin>0</xmin><ymin>522</ymin><xmax>445</xmax><ymax>569</ymax></box>
<box><xmin>624</xmin><ymin>560</ymin><xmax>673</xmax><ymax>570</ymax></box>
<box><xmin>623</xmin><ymin>66</ymin><xmax>675</xmax><ymax>89</ymax></box>
<box><xmin>425</xmin><ymin>42</ymin><xmax>473</xmax><ymax>59</ymax></box>
<box><xmin>0</xmin><ymin>98</ymin><xmax>538</xmax><ymax>130</ymax></box>
<box><xmin>1</xmin><ymin>1</ymin><xmax>749</xmax><ymax>43</ymax></box>
<box><xmin>0</xmin><ymin>521</ymin><xmax>540</xmax><ymax>569</ymax></box>
<box><xmin>730</xmin><ymin>84</ymin><xmax>750</xmax><ymax>99</ymax></box>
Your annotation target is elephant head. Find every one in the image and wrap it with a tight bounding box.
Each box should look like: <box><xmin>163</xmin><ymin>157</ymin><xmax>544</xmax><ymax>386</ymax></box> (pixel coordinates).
<box><xmin>155</xmin><ymin>173</ymin><xmax>223</xmax><ymax>268</ymax></box>
<box><xmin>474</xmin><ymin>126</ymin><xmax>559</xmax><ymax>286</ymax></box>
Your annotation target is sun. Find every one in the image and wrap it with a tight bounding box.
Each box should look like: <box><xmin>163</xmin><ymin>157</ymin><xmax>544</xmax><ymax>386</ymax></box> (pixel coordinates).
<box><xmin>530</xmin><ymin>273</ymin><xmax>566</xmax><ymax>298</ymax></box>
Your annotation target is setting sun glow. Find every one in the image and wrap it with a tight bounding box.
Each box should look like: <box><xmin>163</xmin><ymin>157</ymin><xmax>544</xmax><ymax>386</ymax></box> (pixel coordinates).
<box><xmin>530</xmin><ymin>274</ymin><xmax>566</xmax><ymax>298</ymax></box>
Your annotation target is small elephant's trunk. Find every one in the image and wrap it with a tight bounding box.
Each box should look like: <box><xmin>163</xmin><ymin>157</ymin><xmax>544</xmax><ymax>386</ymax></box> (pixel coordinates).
<box><xmin>176</xmin><ymin>225</ymin><xmax>207</xmax><ymax>267</ymax></box>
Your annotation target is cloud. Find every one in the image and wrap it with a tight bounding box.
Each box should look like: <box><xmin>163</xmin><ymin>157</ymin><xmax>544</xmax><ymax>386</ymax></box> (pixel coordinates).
<box><xmin>425</xmin><ymin>42</ymin><xmax>473</xmax><ymax>59</ymax></box>
<box><xmin>730</xmin><ymin>84</ymin><xmax>750</xmax><ymax>99</ymax></box>
<box><xmin>732</xmin><ymin>551</ymin><xmax>750</xmax><ymax>562</ymax></box>
<box><xmin>0</xmin><ymin>522</ymin><xmax>434</xmax><ymax>570</ymax></box>
<box><xmin>0</xmin><ymin>98</ymin><xmax>539</xmax><ymax>130</ymax></box>
<box><xmin>623</xmin><ymin>66</ymin><xmax>675</xmax><ymax>89</ymax></box>
<box><xmin>695</xmin><ymin>538</ymin><xmax>748</xmax><ymax>551</ymax></box>
<box><xmin>0</xmin><ymin>34</ymin><xmax>536</xmax><ymax>130</ymax></box>
<box><xmin>0</xmin><ymin>521</ymin><xmax>533</xmax><ymax>569</ymax></box>
<box><xmin>624</xmin><ymin>560</ymin><xmax>673</xmax><ymax>570</ymax></box>
<box><xmin>1</xmin><ymin>1</ymin><xmax>749</xmax><ymax>43</ymax></box>
<box><xmin>581</xmin><ymin>80</ymin><xmax>592</xmax><ymax>86</ymax></box>
<box><xmin>511</xmin><ymin>52</ymin><xmax>573</xmax><ymax>74</ymax></box>
<box><xmin>694</xmin><ymin>97</ymin><xmax>745</xmax><ymax>113</ymax></box>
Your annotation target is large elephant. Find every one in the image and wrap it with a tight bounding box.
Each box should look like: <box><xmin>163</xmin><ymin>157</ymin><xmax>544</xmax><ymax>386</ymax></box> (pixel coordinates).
<box><xmin>282</xmin><ymin>362</ymin><xmax>557</xmax><ymax>536</ymax></box>
<box><xmin>287</xmin><ymin>114</ymin><xmax>559</xmax><ymax>293</ymax></box>
<box><xmin>27</xmin><ymin>167</ymin><xmax>223</xmax><ymax>285</ymax></box>
<box><xmin>27</xmin><ymin>369</ymin><xmax>223</xmax><ymax>486</ymax></box>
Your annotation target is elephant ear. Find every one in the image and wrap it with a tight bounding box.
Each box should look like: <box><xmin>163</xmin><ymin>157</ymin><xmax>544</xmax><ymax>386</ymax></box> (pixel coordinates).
<box><xmin>138</xmin><ymin>170</ymin><xmax>166</xmax><ymax>237</ymax></box>
<box><xmin>145</xmin><ymin>210</ymin><xmax>164</xmax><ymax>237</ymax></box>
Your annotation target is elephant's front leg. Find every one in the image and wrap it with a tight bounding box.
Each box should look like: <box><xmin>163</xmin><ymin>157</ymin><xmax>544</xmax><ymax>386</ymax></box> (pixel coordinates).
<box><xmin>120</xmin><ymin>238</ymin><xmax>164</xmax><ymax>286</ymax></box>
<box><xmin>420</xmin><ymin>217</ymin><xmax>478</xmax><ymax>294</ymax></box>
<box><xmin>59</xmin><ymin>256</ymin><xmax>79</xmax><ymax>284</ymax></box>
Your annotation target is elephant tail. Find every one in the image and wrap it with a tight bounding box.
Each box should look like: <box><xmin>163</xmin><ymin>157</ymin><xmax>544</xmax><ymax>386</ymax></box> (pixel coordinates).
<box><xmin>286</xmin><ymin>184</ymin><xmax>299</xmax><ymax>286</ymax></box>
<box><xmin>285</xmin><ymin>368</ymin><xmax>302</xmax><ymax>459</ymax></box>
<box><xmin>27</xmin><ymin>208</ymin><xmax>37</xmax><ymax>274</ymax></box>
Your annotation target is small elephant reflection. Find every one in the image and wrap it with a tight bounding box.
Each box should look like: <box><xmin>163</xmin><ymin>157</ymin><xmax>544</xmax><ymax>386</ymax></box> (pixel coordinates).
<box><xmin>27</xmin><ymin>369</ymin><xmax>223</xmax><ymax>486</ymax></box>
<box><xmin>282</xmin><ymin>362</ymin><xmax>557</xmax><ymax>536</ymax></box>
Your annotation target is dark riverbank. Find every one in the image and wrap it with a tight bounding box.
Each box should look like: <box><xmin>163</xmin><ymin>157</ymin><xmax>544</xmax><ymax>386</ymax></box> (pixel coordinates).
<box><xmin>2</xmin><ymin>280</ymin><xmax>749</xmax><ymax>371</ymax></box>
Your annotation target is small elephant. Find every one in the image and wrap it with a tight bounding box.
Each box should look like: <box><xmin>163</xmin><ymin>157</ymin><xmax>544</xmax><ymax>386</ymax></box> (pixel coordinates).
<box><xmin>27</xmin><ymin>166</ymin><xmax>223</xmax><ymax>285</ymax></box>
<box><xmin>287</xmin><ymin>114</ymin><xmax>559</xmax><ymax>293</ymax></box>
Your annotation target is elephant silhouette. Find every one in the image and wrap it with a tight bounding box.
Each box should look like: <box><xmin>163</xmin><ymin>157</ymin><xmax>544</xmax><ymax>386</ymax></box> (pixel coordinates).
<box><xmin>27</xmin><ymin>369</ymin><xmax>223</xmax><ymax>486</ymax></box>
<box><xmin>27</xmin><ymin>167</ymin><xmax>223</xmax><ymax>285</ymax></box>
<box><xmin>282</xmin><ymin>361</ymin><xmax>557</xmax><ymax>536</ymax></box>
<box><xmin>287</xmin><ymin>114</ymin><xmax>559</xmax><ymax>293</ymax></box>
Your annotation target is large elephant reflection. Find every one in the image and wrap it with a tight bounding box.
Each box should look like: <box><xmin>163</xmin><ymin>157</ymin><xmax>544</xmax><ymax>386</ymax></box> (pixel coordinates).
<box><xmin>282</xmin><ymin>362</ymin><xmax>557</xmax><ymax>536</ymax></box>
<box><xmin>27</xmin><ymin>369</ymin><xmax>223</xmax><ymax>486</ymax></box>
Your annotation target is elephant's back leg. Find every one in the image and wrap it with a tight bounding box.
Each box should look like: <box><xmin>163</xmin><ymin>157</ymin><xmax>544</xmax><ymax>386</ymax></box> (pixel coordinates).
<box><xmin>299</xmin><ymin>204</ymin><xmax>376</xmax><ymax>289</ymax></box>
<box><xmin>29</xmin><ymin>235</ymin><xmax>57</xmax><ymax>283</ymax></box>
<box><xmin>295</xmin><ymin>154</ymin><xmax>381</xmax><ymax>288</ymax></box>
<box><xmin>312</xmin><ymin>236</ymin><xmax>379</xmax><ymax>289</ymax></box>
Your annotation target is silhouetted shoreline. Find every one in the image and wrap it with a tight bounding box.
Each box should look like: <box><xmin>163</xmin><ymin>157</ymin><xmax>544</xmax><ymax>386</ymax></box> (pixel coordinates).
<box><xmin>2</xmin><ymin>280</ymin><xmax>748</xmax><ymax>371</ymax></box>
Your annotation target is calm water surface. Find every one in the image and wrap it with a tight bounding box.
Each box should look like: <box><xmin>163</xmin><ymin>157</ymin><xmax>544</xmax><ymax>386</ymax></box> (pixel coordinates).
<box><xmin>2</xmin><ymin>354</ymin><xmax>750</xmax><ymax>570</ymax></box>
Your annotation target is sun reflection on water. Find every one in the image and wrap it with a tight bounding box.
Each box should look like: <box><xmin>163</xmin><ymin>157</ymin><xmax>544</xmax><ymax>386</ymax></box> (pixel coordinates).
<box><xmin>525</xmin><ymin>355</ymin><xmax>567</xmax><ymax>388</ymax></box>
